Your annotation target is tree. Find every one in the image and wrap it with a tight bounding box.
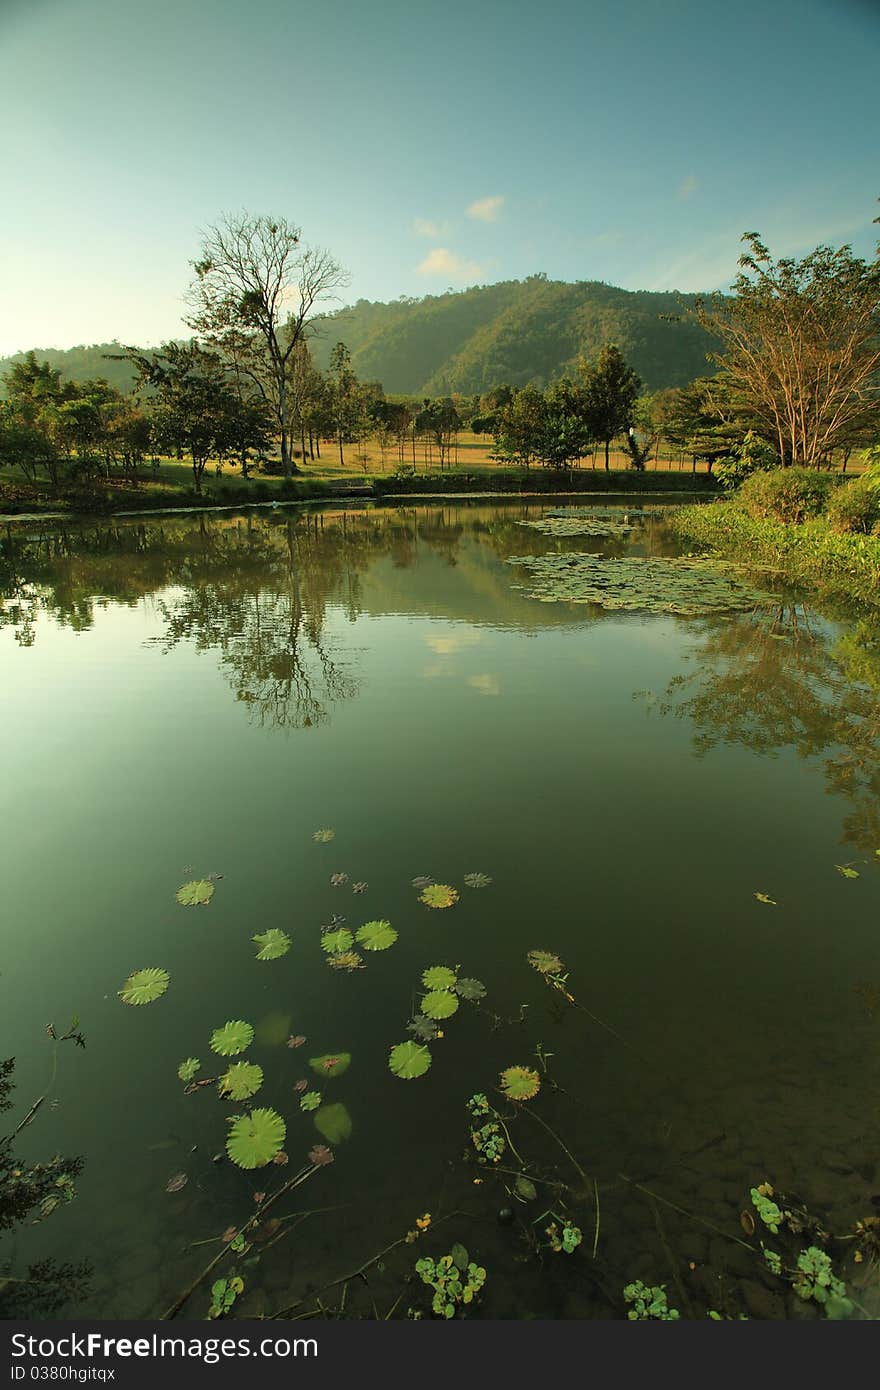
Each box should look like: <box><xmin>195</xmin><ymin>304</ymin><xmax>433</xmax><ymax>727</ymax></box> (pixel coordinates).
<box><xmin>579</xmin><ymin>344</ymin><xmax>641</xmax><ymax>471</ymax></box>
<box><xmin>416</xmin><ymin>398</ymin><xmax>461</xmax><ymax>469</ymax></box>
<box><xmin>695</xmin><ymin>228</ymin><xmax>880</xmax><ymax>467</ymax></box>
<box><xmin>327</xmin><ymin>343</ymin><xmax>371</xmax><ymax>466</ymax></box>
<box><xmin>186</xmin><ymin>213</ymin><xmax>347</xmax><ymax>476</ymax></box>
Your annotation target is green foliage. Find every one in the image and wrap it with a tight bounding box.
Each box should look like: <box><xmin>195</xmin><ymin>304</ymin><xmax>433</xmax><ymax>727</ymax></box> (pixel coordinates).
<box><xmin>208</xmin><ymin>1276</ymin><xmax>243</xmax><ymax>1319</ymax></box>
<box><xmin>826</xmin><ymin>475</ymin><xmax>880</xmax><ymax>535</ymax></box>
<box><xmin>545</xmin><ymin>1219</ymin><xmax>583</xmax><ymax>1254</ymax></box>
<box><xmin>415</xmin><ymin>1252</ymin><xmax>487</xmax><ymax>1318</ymax></box>
<box><xmin>454</xmin><ymin>977</ymin><xmax>487</xmax><ymax>1002</ymax></box>
<box><xmin>210</xmin><ymin>1020</ymin><xmax>254</xmax><ymax>1057</ymax></box>
<box><xmin>507</xmin><ymin>551</ymin><xmax>772</xmax><ymax>615</ymax></box>
<box><xmin>118</xmin><ymin>967</ymin><xmax>169</xmax><ymax>1006</ymax></box>
<box><xmin>321</xmin><ymin>928</ymin><xmax>354</xmax><ymax>954</ymax></box>
<box><xmin>462</xmin><ymin>873</ymin><xmax>492</xmax><ymax>889</ymax></box>
<box><xmin>252</xmin><ymin>929</ymin><xmax>291</xmax><ymax>960</ymax></box>
<box><xmin>177</xmin><ymin>1057</ymin><xmax>200</xmax><ymax>1082</ymax></box>
<box><xmin>354</xmin><ymin>920</ymin><xmax>397</xmax><ymax>951</ymax></box>
<box><xmin>421</xmin><ymin>966</ymin><xmax>457</xmax><ymax>991</ymax></box>
<box><xmin>389</xmin><ymin>1041</ymin><xmax>432</xmax><ymax>1079</ymax></box>
<box><xmin>792</xmin><ymin>1246</ymin><xmax>853</xmax><ymax>1319</ymax></box>
<box><xmin>418</xmin><ymin>884</ymin><xmax>459</xmax><ymax>909</ymax></box>
<box><xmin>175</xmin><ymin>879</ymin><xmax>215</xmax><ymax>906</ymax></box>
<box><xmin>299</xmin><ymin>1091</ymin><xmax>322</xmax><ymax>1112</ymax></box>
<box><xmin>623</xmin><ymin>1281</ymin><xmax>680</xmax><ymax>1320</ymax></box>
<box><xmin>714</xmin><ymin>431</ymin><xmax>779</xmax><ymax>490</ymax></box>
<box><xmin>217</xmin><ymin>1061</ymin><xmax>263</xmax><ymax>1101</ymax></box>
<box><xmin>738</xmin><ymin>468</ymin><xmax>833</xmax><ymax>525</ymax></box>
<box><xmin>225</xmin><ymin>1108</ymin><xmax>286</xmax><ymax>1169</ymax></box>
<box><xmin>471</xmin><ymin>1121</ymin><xmax>505</xmax><ymax>1164</ymax></box>
<box><xmin>499</xmin><ymin>1066</ymin><xmax>541</xmax><ymax>1101</ymax></box>
<box><xmin>313</xmin><ymin>1101</ymin><xmax>353</xmax><ymax>1143</ymax></box>
<box><xmin>309</xmin><ymin>1052</ymin><xmax>351</xmax><ymax>1078</ymax></box>
<box><xmin>421</xmin><ymin>990</ymin><xmax>459</xmax><ymax>1021</ymax></box>
<box><xmin>751</xmin><ymin>1186</ymin><xmax>783</xmax><ymax>1234</ymax></box>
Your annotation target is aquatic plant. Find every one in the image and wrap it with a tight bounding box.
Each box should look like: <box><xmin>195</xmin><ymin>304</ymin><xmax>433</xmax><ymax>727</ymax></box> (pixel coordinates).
<box><xmin>225</xmin><ymin>1108</ymin><xmax>286</xmax><ymax>1169</ymax></box>
<box><xmin>218</xmin><ymin>1062</ymin><xmax>263</xmax><ymax>1101</ymax></box>
<box><xmin>527</xmin><ymin>950</ymin><xmax>564</xmax><ymax>976</ymax></box>
<box><xmin>252</xmin><ymin>928</ymin><xmax>291</xmax><ymax>960</ymax></box>
<box><xmin>352</xmin><ymin>881</ymin><xmax>368</xmax><ymax>894</ymax></box>
<box><xmin>313</xmin><ymin>1102</ymin><xmax>353</xmax><ymax>1143</ymax></box>
<box><xmin>623</xmin><ymin>1281</ymin><xmax>680</xmax><ymax>1320</ymax></box>
<box><xmin>471</xmin><ymin>1122</ymin><xmax>505</xmax><ymax>1164</ymax></box>
<box><xmin>208</xmin><ymin>1276</ymin><xmax>243</xmax><ymax>1319</ymax></box>
<box><xmin>835</xmin><ymin>864</ymin><xmax>859</xmax><ymax>879</ymax></box>
<box><xmin>355</xmin><ymin>920</ymin><xmax>397</xmax><ymax>951</ymax></box>
<box><xmin>330</xmin><ymin>873</ymin><xmax>349</xmax><ymax>886</ymax></box>
<box><xmin>313</xmin><ymin>829</ymin><xmax>335</xmax><ymax>843</ymax></box>
<box><xmin>407</xmin><ymin>1014</ymin><xmax>440</xmax><ymax>1042</ymax></box>
<box><xmin>751</xmin><ymin>1185</ymin><xmax>783</xmax><ymax>1234</ymax></box>
<box><xmin>415</xmin><ymin>1251</ymin><xmax>487</xmax><ymax>1318</ymax></box>
<box><xmin>754</xmin><ymin>893</ymin><xmax>777</xmax><ymax>905</ymax></box>
<box><xmin>467</xmin><ymin>1093</ymin><xmax>491</xmax><ymax>1118</ymax></box>
<box><xmin>792</xmin><ymin>1247</ymin><xmax>853</xmax><ymax>1318</ymax></box>
<box><xmin>299</xmin><ymin>1091</ymin><xmax>322</xmax><ymax>1112</ymax></box>
<box><xmin>422</xmin><ymin>965</ymin><xmax>457</xmax><ymax>991</ymax></box>
<box><xmin>545</xmin><ymin>1219</ymin><xmax>582</xmax><ymax>1254</ymax></box>
<box><xmin>411</xmin><ymin>876</ymin><xmax>433</xmax><ymax>889</ymax></box>
<box><xmin>326</xmin><ymin>950</ymin><xmax>365</xmax><ymax>971</ymax></box>
<box><xmin>308</xmin><ymin>1144</ymin><xmax>334</xmax><ymax>1166</ymax></box>
<box><xmin>118</xmin><ymin>967</ymin><xmax>170</xmax><ymax>1006</ymax></box>
<box><xmin>321</xmin><ymin>928</ymin><xmax>354</xmax><ymax>954</ymax></box>
<box><xmin>515</xmin><ymin>514</ymin><xmax>637</xmax><ymax>539</ymax></box>
<box><xmin>309</xmin><ymin>1053</ymin><xmax>351</xmax><ymax>1078</ymax></box>
<box><xmin>463</xmin><ymin>873</ymin><xmax>492</xmax><ymax>889</ymax></box>
<box><xmin>165</xmin><ymin>1173</ymin><xmax>187</xmax><ymax>1194</ymax></box>
<box><xmin>419</xmin><ymin>884</ymin><xmax>459</xmax><ymax>909</ymax></box>
<box><xmin>177</xmin><ymin>1058</ymin><xmax>201</xmax><ymax>1082</ymax></box>
<box><xmin>389</xmin><ymin>1041</ymin><xmax>432</xmax><ymax>1079</ymax></box>
<box><xmin>210</xmin><ymin>1020</ymin><xmax>255</xmax><ymax>1057</ymax></box>
<box><xmin>505</xmin><ymin>551</ymin><xmax>772</xmax><ymax>616</ymax></box>
<box><xmin>421</xmin><ymin>989</ymin><xmax>459</xmax><ymax>1020</ymax></box>
<box><xmin>176</xmin><ymin>879</ymin><xmax>215</xmax><ymax>907</ymax></box>
<box><xmin>454</xmin><ymin>977</ymin><xmax>487</xmax><ymax>1002</ymax></box>
<box><xmin>286</xmin><ymin>1034</ymin><xmax>306</xmax><ymax>1049</ymax></box>
<box><xmin>499</xmin><ymin>1066</ymin><xmax>541</xmax><ymax>1102</ymax></box>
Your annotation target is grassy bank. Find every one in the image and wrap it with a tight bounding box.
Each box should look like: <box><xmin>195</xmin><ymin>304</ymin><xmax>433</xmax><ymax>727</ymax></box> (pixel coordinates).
<box><xmin>671</xmin><ymin>498</ymin><xmax>880</xmax><ymax>608</ymax></box>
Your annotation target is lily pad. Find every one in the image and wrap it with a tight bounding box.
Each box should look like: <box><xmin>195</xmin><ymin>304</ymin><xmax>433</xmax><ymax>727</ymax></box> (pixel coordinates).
<box><xmin>514</xmin><ymin>1175</ymin><xmax>538</xmax><ymax>1202</ymax></box>
<box><xmin>314</xmin><ymin>1102</ymin><xmax>353</xmax><ymax>1143</ymax></box>
<box><xmin>210</xmin><ymin>1020</ymin><xmax>255</xmax><ymax>1057</ymax></box>
<box><xmin>300</xmin><ymin>1091</ymin><xmax>322</xmax><ymax>1112</ymax></box>
<box><xmin>422</xmin><ymin>965</ymin><xmax>457</xmax><ymax>991</ymax></box>
<box><xmin>527</xmin><ymin>950</ymin><xmax>564</xmax><ymax>975</ymax></box>
<box><xmin>455</xmin><ymin>977</ymin><xmax>487</xmax><ymax>1002</ymax></box>
<box><xmin>407</xmin><ymin>1014</ymin><xmax>440</xmax><ymax>1042</ymax></box>
<box><xmin>178</xmin><ymin>1057</ymin><xmax>201</xmax><ymax>1082</ymax></box>
<box><xmin>506</xmin><ymin>552</ymin><xmax>773</xmax><ymax>616</ymax></box>
<box><xmin>321</xmin><ymin>928</ymin><xmax>354</xmax><ymax>955</ymax></box>
<box><xmin>313</xmin><ymin>829</ymin><xmax>335</xmax><ymax>843</ymax></box>
<box><xmin>330</xmin><ymin>873</ymin><xmax>349</xmax><ymax>886</ymax></box>
<box><xmin>463</xmin><ymin>873</ymin><xmax>492</xmax><ymax>889</ymax></box>
<box><xmin>176</xmin><ymin>880</ymin><xmax>215</xmax><ymax>907</ymax></box>
<box><xmin>411</xmin><ymin>875</ymin><xmax>433</xmax><ymax>889</ymax></box>
<box><xmin>422</xmin><ymin>989</ymin><xmax>459</xmax><ymax>1020</ymax></box>
<box><xmin>253</xmin><ymin>929</ymin><xmax>291</xmax><ymax>960</ymax></box>
<box><xmin>419</xmin><ymin>884</ymin><xmax>460</xmax><ymax>909</ymax></box>
<box><xmin>309</xmin><ymin>1053</ymin><xmax>351</xmax><ymax>1078</ymax></box>
<box><xmin>226</xmin><ymin>1108</ymin><xmax>286</xmax><ymax>1169</ymax></box>
<box><xmin>754</xmin><ymin>892</ymin><xmax>777</xmax><ymax>906</ymax></box>
<box><xmin>118</xmin><ymin>967</ymin><xmax>170</xmax><ymax>1006</ymax></box>
<box><xmin>218</xmin><ymin>1061</ymin><xmax>263</xmax><ymax>1101</ymax></box>
<box><xmin>500</xmin><ymin>1066</ymin><xmax>541</xmax><ymax>1102</ymax></box>
<box><xmin>327</xmin><ymin>950</ymin><xmax>365</xmax><ymax>971</ymax></box>
<box><xmin>835</xmin><ymin>865</ymin><xmax>860</xmax><ymax>879</ymax></box>
<box><xmin>166</xmin><ymin>1172</ymin><xmax>188</xmax><ymax>1194</ymax></box>
<box><xmin>355</xmin><ymin>920</ymin><xmax>398</xmax><ymax>951</ymax></box>
<box><xmin>389</xmin><ymin>1041</ymin><xmax>432</xmax><ymax>1079</ymax></box>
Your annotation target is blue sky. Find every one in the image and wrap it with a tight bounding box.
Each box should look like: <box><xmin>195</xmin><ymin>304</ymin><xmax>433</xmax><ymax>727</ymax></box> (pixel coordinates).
<box><xmin>0</xmin><ymin>0</ymin><xmax>877</xmax><ymax>355</ymax></box>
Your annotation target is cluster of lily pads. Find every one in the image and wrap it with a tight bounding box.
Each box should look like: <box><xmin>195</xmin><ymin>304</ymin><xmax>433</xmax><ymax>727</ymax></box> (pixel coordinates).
<box><xmin>320</xmin><ymin>912</ymin><xmax>397</xmax><ymax>972</ymax></box>
<box><xmin>388</xmin><ymin>964</ymin><xmax>487</xmax><ymax>1081</ymax></box>
<box><xmin>515</xmin><ymin>509</ymin><xmax>648</xmax><ymax>539</ymax></box>
<box><xmin>505</xmin><ymin>552</ymin><xmax>773</xmax><ymax>616</ymax></box>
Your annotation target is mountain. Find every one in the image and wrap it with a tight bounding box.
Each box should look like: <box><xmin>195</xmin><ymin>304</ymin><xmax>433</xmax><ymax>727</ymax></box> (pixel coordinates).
<box><xmin>0</xmin><ymin>277</ymin><xmax>719</xmax><ymax>400</ymax></box>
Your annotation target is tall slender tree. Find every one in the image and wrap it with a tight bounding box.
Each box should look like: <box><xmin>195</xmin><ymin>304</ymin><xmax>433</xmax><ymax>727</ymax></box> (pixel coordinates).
<box><xmin>579</xmin><ymin>344</ymin><xmax>641</xmax><ymax>471</ymax></box>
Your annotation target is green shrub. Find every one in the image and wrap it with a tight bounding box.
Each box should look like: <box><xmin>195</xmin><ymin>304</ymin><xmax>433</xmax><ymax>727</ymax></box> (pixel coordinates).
<box><xmin>738</xmin><ymin>467</ymin><xmax>832</xmax><ymax>525</ymax></box>
<box><xmin>826</xmin><ymin>475</ymin><xmax>880</xmax><ymax>534</ymax></box>
<box><xmin>714</xmin><ymin>431</ymin><xmax>778</xmax><ymax>491</ymax></box>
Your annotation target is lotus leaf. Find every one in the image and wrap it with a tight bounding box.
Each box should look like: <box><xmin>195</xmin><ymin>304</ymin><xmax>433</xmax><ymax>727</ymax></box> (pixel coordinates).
<box><xmin>118</xmin><ymin>967</ymin><xmax>169</xmax><ymax>1006</ymax></box>
<box><xmin>407</xmin><ymin>1014</ymin><xmax>440</xmax><ymax>1042</ymax></box>
<box><xmin>754</xmin><ymin>892</ymin><xmax>777</xmax><ymax>905</ymax></box>
<box><xmin>463</xmin><ymin>873</ymin><xmax>492</xmax><ymax>889</ymax></box>
<box><xmin>327</xmin><ymin>950</ymin><xmax>365</xmax><ymax>971</ymax></box>
<box><xmin>412</xmin><ymin>876</ymin><xmax>433</xmax><ymax>888</ymax></box>
<box><xmin>527</xmin><ymin>950</ymin><xmax>564</xmax><ymax>975</ymax></box>
<box><xmin>210</xmin><ymin>1020</ymin><xmax>254</xmax><ymax>1057</ymax></box>
<box><xmin>355</xmin><ymin>920</ymin><xmax>398</xmax><ymax>951</ymax></box>
<box><xmin>313</xmin><ymin>829</ymin><xmax>335</xmax><ymax>843</ymax></box>
<box><xmin>226</xmin><ymin>1108</ymin><xmax>286</xmax><ymax>1169</ymax></box>
<box><xmin>352</xmin><ymin>881</ymin><xmax>368</xmax><ymax>894</ymax></box>
<box><xmin>515</xmin><ymin>514</ymin><xmax>637</xmax><ymax>538</ymax></box>
<box><xmin>500</xmin><ymin>1066</ymin><xmax>541</xmax><ymax>1102</ymax></box>
<box><xmin>218</xmin><ymin>1062</ymin><xmax>263</xmax><ymax>1101</ymax></box>
<box><xmin>388</xmin><ymin>1041</ymin><xmax>432</xmax><ymax>1079</ymax></box>
<box><xmin>330</xmin><ymin>873</ymin><xmax>348</xmax><ymax>886</ymax></box>
<box><xmin>176</xmin><ymin>880</ymin><xmax>215</xmax><ymax>907</ymax></box>
<box><xmin>514</xmin><ymin>1175</ymin><xmax>538</xmax><ymax>1202</ymax></box>
<box><xmin>419</xmin><ymin>884</ymin><xmax>459</xmax><ymax>909</ymax></box>
<box><xmin>252</xmin><ymin>929</ymin><xmax>291</xmax><ymax>960</ymax></box>
<box><xmin>300</xmin><ymin>1091</ymin><xmax>322</xmax><ymax>1112</ymax></box>
<box><xmin>422</xmin><ymin>965</ymin><xmax>457</xmax><ymax>991</ymax></box>
<box><xmin>309</xmin><ymin>1053</ymin><xmax>351</xmax><ymax>1078</ymax></box>
<box><xmin>178</xmin><ymin>1057</ymin><xmax>201</xmax><ymax>1082</ymax></box>
<box><xmin>835</xmin><ymin>865</ymin><xmax>859</xmax><ymax>879</ymax></box>
<box><xmin>455</xmin><ymin>977</ymin><xmax>487</xmax><ymax>1002</ymax></box>
<box><xmin>314</xmin><ymin>1102</ymin><xmax>353</xmax><ymax>1143</ymax></box>
<box><xmin>505</xmin><ymin>552</ymin><xmax>773</xmax><ymax>616</ymax></box>
<box><xmin>321</xmin><ymin>928</ymin><xmax>354</xmax><ymax>954</ymax></box>
<box><xmin>422</xmin><ymin>989</ymin><xmax>459</xmax><ymax>1020</ymax></box>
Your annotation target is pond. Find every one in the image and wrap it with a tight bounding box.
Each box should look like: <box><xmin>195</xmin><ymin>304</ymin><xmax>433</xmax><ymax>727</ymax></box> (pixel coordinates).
<box><xmin>2</xmin><ymin>498</ymin><xmax>879</xmax><ymax>1321</ymax></box>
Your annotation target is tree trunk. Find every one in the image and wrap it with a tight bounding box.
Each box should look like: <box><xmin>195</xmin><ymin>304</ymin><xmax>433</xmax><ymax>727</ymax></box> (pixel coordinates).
<box><xmin>604</xmin><ymin>438</ymin><xmax>610</xmax><ymax>472</ymax></box>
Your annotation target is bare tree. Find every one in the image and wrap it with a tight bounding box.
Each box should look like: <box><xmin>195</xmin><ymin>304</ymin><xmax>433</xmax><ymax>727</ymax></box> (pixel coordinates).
<box><xmin>186</xmin><ymin>213</ymin><xmax>348</xmax><ymax>476</ymax></box>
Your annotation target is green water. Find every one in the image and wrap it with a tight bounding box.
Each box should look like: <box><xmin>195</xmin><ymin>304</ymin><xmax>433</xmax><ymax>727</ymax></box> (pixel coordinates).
<box><xmin>2</xmin><ymin>499</ymin><xmax>879</xmax><ymax>1320</ymax></box>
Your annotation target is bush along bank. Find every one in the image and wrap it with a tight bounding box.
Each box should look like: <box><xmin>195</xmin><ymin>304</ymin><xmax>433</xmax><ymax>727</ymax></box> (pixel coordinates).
<box><xmin>670</xmin><ymin>467</ymin><xmax>880</xmax><ymax>608</ymax></box>
<box><xmin>373</xmin><ymin>468</ymin><xmax>721</xmax><ymax>497</ymax></box>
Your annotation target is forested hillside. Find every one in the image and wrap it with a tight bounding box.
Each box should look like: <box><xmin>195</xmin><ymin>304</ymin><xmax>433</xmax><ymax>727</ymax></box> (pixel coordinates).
<box><xmin>0</xmin><ymin>277</ymin><xmax>718</xmax><ymax>400</ymax></box>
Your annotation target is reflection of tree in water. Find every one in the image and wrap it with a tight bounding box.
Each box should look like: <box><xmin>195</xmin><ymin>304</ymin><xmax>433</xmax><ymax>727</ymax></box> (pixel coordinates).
<box><xmin>663</xmin><ymin>603</ymin><xmax>880</xmax><ymax>850</ymax></box>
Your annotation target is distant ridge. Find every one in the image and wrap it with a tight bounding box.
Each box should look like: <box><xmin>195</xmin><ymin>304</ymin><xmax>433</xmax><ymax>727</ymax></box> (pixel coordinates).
<box><xmin>0</xmin><ymin>277</ymin><xmax>719</xmax><ymax>399</ymax></box>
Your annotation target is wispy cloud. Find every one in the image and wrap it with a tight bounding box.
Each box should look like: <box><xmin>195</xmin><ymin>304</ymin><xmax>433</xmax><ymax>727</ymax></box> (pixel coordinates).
<box><xmin>416</xmin><ymin>247</ymin><xmax>485</xmax><ymax>281</ymax></box>
<box><xmin>677</xmin><ymin>174</ymin><xmax>699</xmax><ymax>201</ymax></box>
<box><xmin>413</xmin><ymin>216</ymin><xmax>450</xmax><ymax>238</ymax></box>
<box><xmin>467</xmin><ymin>673</ymin><xmax>500</xmax><ymax>697</ymax></box>
<box><xmin>467</xmin><ymin>195</ymin><xmax>505</xmax><ymax>223</ymax></box>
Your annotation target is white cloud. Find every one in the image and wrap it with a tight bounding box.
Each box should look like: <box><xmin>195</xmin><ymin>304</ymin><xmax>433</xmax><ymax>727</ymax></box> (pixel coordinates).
<box><xmin>416</xmin><ymin>247</ymin><xmax>485</xmax><ymax>281</ymax></box>
<box><xmin>413</xmin><ymin>217</ymin><xmax>450</xmax><ymax>238</ymax></box>
<box><xmin>678</xmin><ymin>174</ymin><xmax>699</xmax><ymax>201</ymax></box>
<box><xmin>467</xmin><ymin>195</ymin><xmax>505</xmax><ymax>222</ymax></box>
<box><xmin>467</xmin><ymin>673</ymin><xmax>500</xmax><ymax>697</ymax></box>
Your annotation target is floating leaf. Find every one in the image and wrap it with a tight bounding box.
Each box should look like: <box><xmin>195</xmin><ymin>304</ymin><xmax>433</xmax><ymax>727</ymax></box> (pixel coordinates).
<box><xmin>455</xmin><ymin>977</ymin><xmax>487</xmax><ymax>1002</ymax></box>
<box><xmin>177</xmin><ymin>1057</ymin><xmax>201</xmax><ymax>1082</ymax></box>
<box><xmin>463</xmin><ymin>873</ymin><xmax>492</xmax><ymax>889</ymax></box>
<box><xmin>754</xmin><ymin>892</ymin><xmax>777</xmax><ymax>906</ymax></box>
<box><xmin>176</xmin><ymin>880</ymin><xmax>215</xmax><ymax>907</ymax></box>
<box><xmin>419</xmin><ymin>884</ymin><xmax>459</xmax><ymax>909</ymax></box>
<box><xmin>313</xmin><ymin>829</ymin><xmax>335</xmax><ymax>843</ymax></box>
<box><xmin>252</xmin><ymin>929</ymin><xmax>291</xmax><ymax>960</ymax></box>
<box><xmin>422</xmin><ymin>965</ymin><xmax>457</xmax><ymax>991</ymax></box>
<box><xmin>407</xmin><ymin>1014</ymin><xmax>440</xmax><ymax>1042</ymax></box>
<box><xmin>527</xmin><ymin>950</ymin><xmax>564</xmax><ymax>976</ymax></box>
<box><xmin>321</xmin><ymin>928</ymin><xmax>354</xmax><ymax>954</ymax></box>
<box><xmin>300</xmin><ymin>1091</ymin><xmax>322</xmax><ymax>1112</ymax></box>
<box><xmin>330</xmin><ymin>873</ymin><xmax>349</xmax><ymax>886</ymax></box>
<box><xmin>218</xmin><ymin>1062</ymin><xmax>264</xmax><ymax>1101</ymax></box>
<box><xmin>272</xmin><ymin>1151</ymin><xmax>289</xmax><ymax>1166</ymax></box>
<box><xmin>327</xmin><ymin>950</ymin><xmax>365</xmax><ymax>971</ymax></box>
<box><xmin>226</xmin><ymin>1108</ymin><xmax>286</xmax><ymax>1169</ymax></box>
<box><xmin>165</xmin><ymin>1172</ymin><xmax>187</xmax><ymax>1194</ymax></box>
<box><xmin>352</xmin><ymin>881</ymin><xmax>368</xmax><ymax>894</ymax></box>
<box><xmin>411</xmin><ymin>876</ymin><xmax>433</xmax><ymax>889</ymax></box>
<box><xmin>308</xmin><ymin>1145</ymin><xmax>334</xmax><ymax>1166</ymax></box>
<box><xmin>835</xmin><ymin>865</ymin><xmax>860</xmax><ymax>880</ymax></box>
<box><xmin>314</xmin><ymin>1102</ymin><xmax>352</xmax><ymax>1143</ymax></box>
<box><xmin>389</xmin><ymin>1042</ymin><xmax>432</xmax><ymax>1079</ymax></box>
<box><xmin>506</xmin><ymin>552</ymin><xmax>774</xmax><ymax>616</ymax></box>
<box><xmin>355</xmin><ymin>920</ymin><xmax>398</xmax><ymax>951</ymax></box>
<box><xmin>294</xmin><ymin>1079</ymin><xmax>308</xmax><ymax>1093</ymax></box>
<box><xmin>309</xmin><ymin>1053</ymin><xmax>351</xmax><ymax>1078</ymax></box>
<box><xmin>422</xmin><ymin>989</ymin><xmax>459</xmax><ymax>1020</ymax></box>
<box><xmin>500</xmin><ymin>1066</ymin><xmax>541</xmax><ymax>1102</ymax></box>
<box><xmin>210</xmin><ymin>1020</ymin><xmax>254</xmax><ymax>1057</ymax></box>
<box><xmin>451</xmin><ymin>1242</ymin><xmax>469</xmax><ymax>1271</ymax></box>
<box><xmin>287</xmin><ymin>1035</ymin><xmax>306</xmax><ymax>1049</ymax></box>
<box><xmin>119</xmin><ymin>967</ymin><xmax>170</xmax><ymax>1006</ymax></box>
<box><xmin>514</xmin><ymin>1175</ymin><xmax>538</xmax><ymax>1202</ymax></box>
